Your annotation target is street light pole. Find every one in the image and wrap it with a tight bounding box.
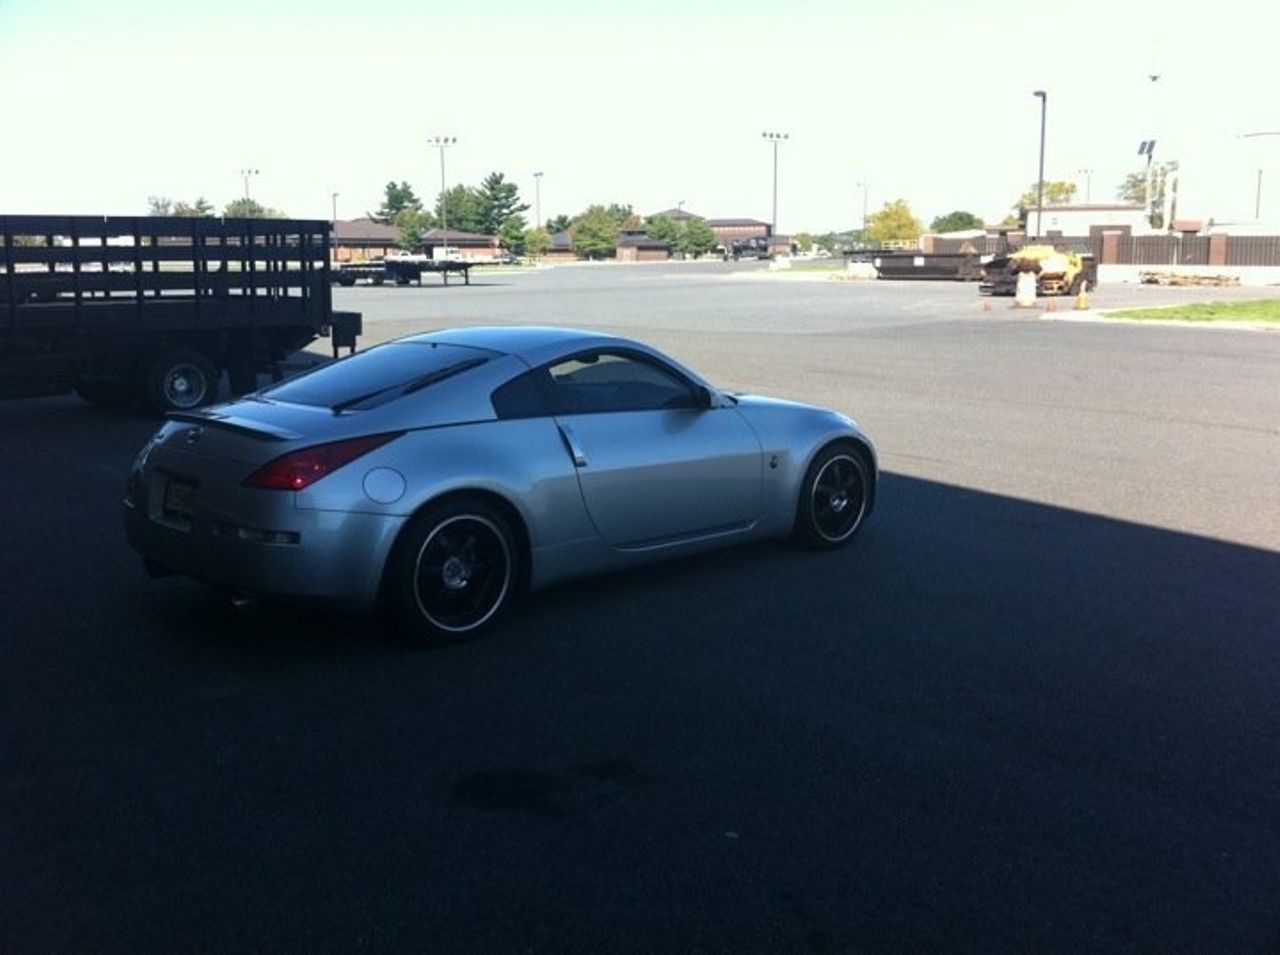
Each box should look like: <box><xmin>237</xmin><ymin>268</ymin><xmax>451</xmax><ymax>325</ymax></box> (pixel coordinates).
<box><xmin>1077</xmin><ymin>168</ymin><xmax>1093</xmax><ymax>202</ymax></box>
<box><xmin>855</xmin><ymin>180</ymin><xmax>868</xmax><ymax>231</ymax></box>
<box><xmin>240</xmin><ymin>167</ymin><xmax>259</xmax><ymax>201</ymax></box>
<box><xmin>1240</xmin><ymin>131</ymin><xmax>1280</xmax><ymax>222</ymax></box>
<box><xmin>1033</xmin><ymin>91</ymin><xmax>1047</xmax><ymax>237</ymax></box>
<box><xmin>429</xmin><ymin>135</ymin><xmax>457</xmax><ymax>254</ymax></box>
<box><xmin>331</xmin><ymin>191</ymin><xmax>339</xmax><ymax>264</ymax></box>
<box><xmin>762</xmin><ymin>132</ymin><xmax>789</xmax><ymax>237</ymax></box>
<box><xmin>533</xmin><ymin>171</ymin><xmax>543</xmax><ymax>231</ymax></box>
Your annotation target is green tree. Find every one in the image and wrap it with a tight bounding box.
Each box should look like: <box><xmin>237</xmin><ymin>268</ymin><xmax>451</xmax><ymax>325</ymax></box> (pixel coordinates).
<box><xmin>677</xmin><ymin>217</ymin><xmax>717</xmax><ymax>257</ymax></box>
<box><xmin>571</xmin><ymin>205</ymin><xmax>620</xmax><ymax>259</ymax></box>
<box><xmin>1117</xmin><ymin>161</ymin><xmax>1177</xmax><ymax>227</ymax></box>
<box><xmin>929</xmin><ymin>210</ymin><xmax>984</xmax><ymax>233</ymax></box>
<box><xmin>600</xmin><ymin>203</ymin><xmax>635</xmax><ymax>228</ymax></box>
<box><xmin>147</xmin><ymin>196</ymin><xmax>172</xmax><ymax>216</ymax></box>
<box><xmin>173</xmin><ymin>197</ymin><xmax>215</xmax><ymax>217</ymax></box>
<box><xmin>1013</xmin><ymin>180</ymin><xmax>1077</xmax><ymax>216</ymax></box>
<box><xmin>436</xmin><ymin>185</ymin><xmax>484</xmax><ymax>234</ymax></box>
<box><xmin>223</xmin><ymin>198</ymin><xmax>284</xmax><ymax>218</ymax></box>
<box><xmin>395</xmin><ymin>207</ymin><xmax>436</xmax><ymax>250</ymax></box>
<box><xmin>814</xmin><ymin>229</ymin><xmax>866</xmax><ymax>253</ymax></box>
<box><xmin>795</xmin><ymin>231</ymin><xmax>814</xmax><ymax>252</ymax></box>
<box><xmin>370</xmin><ymin>181</ymin><xmax>421</xmax><ymax>224</ymax></box>
<box><xmin>645</xmin><ymin>215</ymin><xmax>681</xmax><ymax>246</ymax></box>
<box><xmin>864</xmin><ymin>200</ymin><xmax>924</xmax><ymax>244</ymax></box>
<box><xmin>524</xmin><ymin>227</ymin><xmax>552</xmax><ymax>257</ymax></box>
<box><xmin>545</xmin><ymin>214</ymin><xmax>572</xmax><ymax>234</ymax></box>
<box><xmin>499</xmin><ymin>214</ymin><xmax>527</xmax><ymax>253</ymax></box>
<box><xmin>475</xmin><ymin>172</ymin><xmax>530</xmax><ymax>236</ymax></box>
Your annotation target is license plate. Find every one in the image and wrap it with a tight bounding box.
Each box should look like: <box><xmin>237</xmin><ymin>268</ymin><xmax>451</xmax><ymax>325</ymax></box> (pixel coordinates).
<box><xmin>162</xmin><ymin>478</ymin><xmax>196</xmax><ymax>519</ymax></box>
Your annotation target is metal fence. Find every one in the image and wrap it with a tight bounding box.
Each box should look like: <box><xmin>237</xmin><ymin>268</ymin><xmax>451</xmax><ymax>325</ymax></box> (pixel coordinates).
<box><xmin>930</xmin><ymin>233</ymin><xmax>1280</xmax><ymax>267</ymax></box>
<box><xmin>1114</xmin><ymin>236</ymin><xmax>1212</xmax><ymax>266</ymax></box>
<box><xmin>1225</xmin><ymin>235</ymin><xmax>1280</xmax><ymax>266</ymax></box>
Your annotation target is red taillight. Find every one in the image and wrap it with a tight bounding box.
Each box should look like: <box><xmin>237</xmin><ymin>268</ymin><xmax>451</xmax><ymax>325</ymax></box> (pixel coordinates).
<box><xmin>243</xmin><ymin>432</ymin><xmax>403</xmax><ymax>491</ymax></box>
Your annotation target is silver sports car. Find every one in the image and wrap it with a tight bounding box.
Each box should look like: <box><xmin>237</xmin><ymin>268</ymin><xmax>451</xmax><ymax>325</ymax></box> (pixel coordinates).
<box><xmin>125</xmin><ymin>326</ymin><xmax>876</xmax><ymax>639</ymax></box>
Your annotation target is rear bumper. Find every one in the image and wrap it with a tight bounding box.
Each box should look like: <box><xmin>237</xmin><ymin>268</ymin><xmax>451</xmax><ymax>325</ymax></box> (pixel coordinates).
<box><xmin>124</xmin><ymin>496</ymin><xmax>405</xmax><ymax>611</ymax></box>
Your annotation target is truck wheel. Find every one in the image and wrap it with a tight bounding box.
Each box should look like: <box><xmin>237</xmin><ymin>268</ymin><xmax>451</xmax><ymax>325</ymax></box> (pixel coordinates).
<box><xmin>145</xmin><ymin>348</ymin><xmax>219</xmax><ymax>413</ymax></box>
<box><xmin>372</xmin><ymin>275</ymin><xmax>385</xmax><ymax>286</ymax></box>
<box><xmin>74</xmin><ymin>375</ymin><xmax>132</xmax><ymax>408</ymax></box>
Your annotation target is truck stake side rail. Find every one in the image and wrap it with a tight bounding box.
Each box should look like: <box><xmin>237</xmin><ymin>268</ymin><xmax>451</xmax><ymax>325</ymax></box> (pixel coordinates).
<box><xmin>1</xmin><ymin>214</ymin><xmax>361</xmax><ymax>411</ymax></box>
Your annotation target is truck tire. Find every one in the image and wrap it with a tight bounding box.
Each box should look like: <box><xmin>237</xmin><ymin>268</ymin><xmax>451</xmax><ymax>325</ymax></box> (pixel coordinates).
<box><xmin>145</xmin><ymin>347</ymin><xmax>219</xmax><ymax>413</ymax></box>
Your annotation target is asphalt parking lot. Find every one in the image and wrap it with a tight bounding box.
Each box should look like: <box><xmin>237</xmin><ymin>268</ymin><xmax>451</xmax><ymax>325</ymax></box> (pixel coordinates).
<box><xmin>4</xmin><ymin>263</ymin><xmax>1279</xmax><ymax>951</ymax></box>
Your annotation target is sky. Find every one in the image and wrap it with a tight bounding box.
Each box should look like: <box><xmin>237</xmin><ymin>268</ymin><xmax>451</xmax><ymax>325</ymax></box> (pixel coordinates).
<box><xmin>1</xmin><ymin>0</ymin><xmax>1276</xmax><ymax>232</ymax></box>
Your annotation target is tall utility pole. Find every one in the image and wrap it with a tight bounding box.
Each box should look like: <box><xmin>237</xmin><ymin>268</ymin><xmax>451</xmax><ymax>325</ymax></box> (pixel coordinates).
<box><xmin>1033</xmin><ymin>91</ymin><xmax>1047</xmax><ymax>237</ymax></box>
<box><xmin>240</xmin><ymin>167</ymin><xmax>259</xmax><ymax>201</ymax></box>
<box><xmin>855</xmin><ymin>181</ymin><xmax>868</xmax><ymax>231</ymax></box>
<box><xmin>429</xmin><ymin>135</ymin><xmax>457</xmax><ymax>251</ymax></box>
<box><xmin>533</xmin><ymin>171</ymin><xmax>543</xmax><ymax>231</ymax></box>
<box><xmin>331</xmin><ymin>192</ymin><xmax>339</xmax><ymax>264</ymax></box>
<box><xmin>1077</xmin><ymin>168</ymin><xmax>1093</xmax><ymax>202</ymax></box>
<box><xmin>762</xmin><ymin>132</ymin><xmax>789</xmax><ymax>237</ymax></box>
<box><xmin>1139</xmin><ymin>139</ymin><xmax>1157</xmax><ymax>221</ymax></box>
<box><xmin>1241</xmin><ymin>131</ymin><xmax>1280</xmax><ymax>222</ymax></box>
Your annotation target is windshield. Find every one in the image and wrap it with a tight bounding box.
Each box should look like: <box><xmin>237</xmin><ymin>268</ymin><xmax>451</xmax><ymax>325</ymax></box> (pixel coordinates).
<box><xmin>260</xmin><ymin>342</ymin><xmax>493</xmax><ymax>410</ymax></box>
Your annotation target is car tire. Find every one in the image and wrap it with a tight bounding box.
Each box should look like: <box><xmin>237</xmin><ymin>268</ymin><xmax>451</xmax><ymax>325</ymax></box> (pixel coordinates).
<box><xmin>793</xmin><ymin>443</ymin><xmax>872</xmax><ymax>550</ymax></box>
<box><xmin>391</xmin><ymin>498</ymin><xmax>520</xmax><ymax>642</ymax></box>
<box><xmin>145</xmin><ymin>347</ymin><xmax>219</xmax><ymax>413</ymax></box>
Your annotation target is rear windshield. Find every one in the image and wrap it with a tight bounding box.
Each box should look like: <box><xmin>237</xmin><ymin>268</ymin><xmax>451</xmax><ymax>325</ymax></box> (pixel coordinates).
<box><xmin>261</xmin><ymin>342</ymin><xmax>493</xmax><ymax>410</ymax></box>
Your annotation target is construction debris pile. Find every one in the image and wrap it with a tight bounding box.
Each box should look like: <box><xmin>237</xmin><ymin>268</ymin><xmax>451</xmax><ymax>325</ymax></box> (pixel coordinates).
<box><xmin>1139</xmin><ymin>271</ymin><xmax>1241</xmax><ymax>287</ymax></box>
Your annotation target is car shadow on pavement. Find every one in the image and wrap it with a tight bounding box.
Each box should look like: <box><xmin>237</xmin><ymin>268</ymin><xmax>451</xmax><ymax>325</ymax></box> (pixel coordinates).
<box><xmin>7</xmin><ymin>432</ymin><xmax>1280</xmax><ymax>950</ymax></box>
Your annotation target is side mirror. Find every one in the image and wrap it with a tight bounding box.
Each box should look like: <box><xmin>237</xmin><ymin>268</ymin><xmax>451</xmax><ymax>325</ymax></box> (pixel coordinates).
<box><xmin>694</xmin><ymin>385</ymin><xmax>716</xmax><ymax>410</ymax></box>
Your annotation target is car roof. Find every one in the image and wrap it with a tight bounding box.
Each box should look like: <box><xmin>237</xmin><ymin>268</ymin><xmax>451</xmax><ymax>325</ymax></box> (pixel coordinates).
<box><xmin>401</xmin><ymin>326</ymin><xmax>620</xmax><ymax>361</ymax></box>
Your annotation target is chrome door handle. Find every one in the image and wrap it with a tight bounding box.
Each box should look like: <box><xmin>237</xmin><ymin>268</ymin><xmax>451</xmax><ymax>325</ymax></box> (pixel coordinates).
<box><xmin>557</xmin><ymin>424</ymin><xmax>588</xmax><ymax>467</ymax></box>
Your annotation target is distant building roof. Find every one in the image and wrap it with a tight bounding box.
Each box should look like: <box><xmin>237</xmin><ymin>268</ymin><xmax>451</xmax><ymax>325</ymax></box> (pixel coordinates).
<box><xmin>617</xmin><ymin>235</ymin><xmax>670</xmax><ymax>249</ymax></box>
<box><xmin>705</xmin><ymin>217</ymin><xmax>770</xmax><ymax>227</ymax></box>
<box><xmin>333</xmin><ymin>217</ymin><xmax>400</xmax><ymax>242</ymax></box>
<box><xmin>421</xmin><ymin>227</ymin><xmax>497</xmax><ymax>245</ymax></box>
<box><xmin>647</xmin><ymin>208</ymin><xmax>698</xmax><ymax>221</ymax></box>
<box><xmin>1039</xmin><ymin>204</ymin><xmax>1145</xmax><ymax>212</ymax></box>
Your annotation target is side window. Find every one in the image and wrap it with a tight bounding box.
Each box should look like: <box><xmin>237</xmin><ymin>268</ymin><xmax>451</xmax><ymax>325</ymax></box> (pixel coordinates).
<box><xmin>491</xmin><ymin>370</ymin><xmax>549</xmax><ymax>419</ymax></box>
<box><xmin>545</xmin><ymin>351</ymin><xmax>697</xmax><ymax>414</ymax></box>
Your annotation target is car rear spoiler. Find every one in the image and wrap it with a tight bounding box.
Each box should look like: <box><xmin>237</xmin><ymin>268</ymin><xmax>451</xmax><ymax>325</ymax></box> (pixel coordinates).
<box><xmin>166</xmin><ymin>410</ymin><xmax>302</xmax><ymax>441</ymax></box>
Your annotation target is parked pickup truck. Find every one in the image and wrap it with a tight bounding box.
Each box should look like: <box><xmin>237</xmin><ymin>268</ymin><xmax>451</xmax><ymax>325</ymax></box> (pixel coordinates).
<box><xmin>334</xmin><ymin>253</ymin><xmax>475</xmax><ymax>287</ymax></box>
<box><xmin>1</xmin><ymin>214</ymin><xmax>361</xmax><ymax>412</ymax></box>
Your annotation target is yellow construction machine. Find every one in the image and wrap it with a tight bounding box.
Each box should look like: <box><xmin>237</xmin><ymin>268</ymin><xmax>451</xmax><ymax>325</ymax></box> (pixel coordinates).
<box><xmin>979</xmin><ymin>244</ymin><xmax>1097</xmax><ymax>296</ymax></box>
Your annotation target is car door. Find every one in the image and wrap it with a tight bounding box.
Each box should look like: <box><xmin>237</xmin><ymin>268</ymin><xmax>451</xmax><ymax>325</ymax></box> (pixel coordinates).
<box><xmin>543</xmin><ymin>349</ymin><xmax>762</xmax><ymax>548</ymax></box>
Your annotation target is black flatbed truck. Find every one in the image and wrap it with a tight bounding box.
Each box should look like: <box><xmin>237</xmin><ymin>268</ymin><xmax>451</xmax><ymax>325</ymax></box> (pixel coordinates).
<box><xmin>1</xmin><ymin>214</ymin><xmax>361</xmax><ymax>412</ymax></box>
<box><xmin>334</xmin><ymin>255</ymin><xmax>474</xmax><ymax>287</ymax></box>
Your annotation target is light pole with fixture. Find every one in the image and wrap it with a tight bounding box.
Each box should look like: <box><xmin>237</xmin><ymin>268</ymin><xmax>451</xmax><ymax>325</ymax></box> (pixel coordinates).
<box><xmin>1032</xmin><ymin>91</ymin><xmax>1047</xmax><ymax>237</ymax></box>
<box><xmin>1241</xmin><ymin>131</ymin><xmax>1280</xmax><ymax>221</ymax></box>
<box><xmin>1077</xmin><ymin>168</ymin><xmax>1093</xmax><ymax>202</ymax></box>
<box><xmin>855</xmin><ymin>181</ymin><xmax>868</xmax><ymax>232</ymax></box>
<box><xmin>240</xmin><ymin>167</ymin><xmax>259</xmax><ymax>201</ymax></box>
<box><xmin>331</xmin><ymin>191</ymin><xmax>339</xmax><ymax>264</ymax></box>
<box><xmin>533</xmin><ymin>171</ymin><xmax>543</xmax><ymax>231</ymax></box>
<box><xmin>429</xmin><ymin>135</ymin><xmax>457</xmax><ymax>252</ymax></box>
<box><xmin>762</xmin><ymin>131</ymin><xmax>789</xmax><ymax>237</ymax></box>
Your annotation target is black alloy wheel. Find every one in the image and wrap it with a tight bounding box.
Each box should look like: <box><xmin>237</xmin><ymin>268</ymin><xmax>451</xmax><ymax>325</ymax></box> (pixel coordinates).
<box><xmin>795</xmin><ymin>445</ymin><xmax>871</xmax><ymax>549</ymax></box>
<box><xmin>394</xmin><ymin>500</ymin><xmax>519</xmax><ymax>640</ymax></box>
